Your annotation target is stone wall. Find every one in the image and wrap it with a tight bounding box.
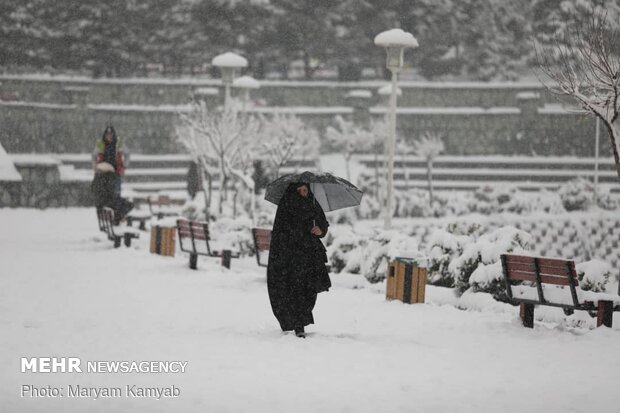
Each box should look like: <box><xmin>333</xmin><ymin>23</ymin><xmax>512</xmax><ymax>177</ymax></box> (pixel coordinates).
<box><xmin>0</xmin><ymin>75</ymin><xmax>612</xmax><ymax>157</ymax></box>
<box><xmin>0</xmin><ymin>162</ymin><xmax>92</xmax><ymax>208</ymax></box>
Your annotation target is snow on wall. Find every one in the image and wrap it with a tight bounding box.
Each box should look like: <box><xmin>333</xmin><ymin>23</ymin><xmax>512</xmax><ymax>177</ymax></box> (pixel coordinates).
<box><xmin>369</xmin><ymin>106</ymin><xmax>521</xmax><ymax>115</ymax></box>
<box><xmin>0</xmin><ymin>143</ymin><xmax>21</xmax><ymax>181</ymax></box>
<box><xmin>0</xmin><ymin>74</ymin><xmax>547</xmax><ymax>89</ymax></box>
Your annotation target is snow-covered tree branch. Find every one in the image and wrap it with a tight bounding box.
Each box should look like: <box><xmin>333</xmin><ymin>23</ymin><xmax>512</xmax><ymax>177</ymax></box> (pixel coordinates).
<box><xmin>258</xmin><ymin>113</ymin><xmax>320</xmax><ymax>178</ymax></box>
<box><xmin>176</xmin><ymin>100</ymin><xmax>261</xmax><ymax>215</ymax></box>
<box><xmin>325</xmin><ymin>115</ymin><xmax>375</xmax><ymax>181</ymax></box>
<box><xmin>412</xmin><ymin>132</ymin><xmax>445</xmax><ymax>207</ymax></box>
<box><xmin>536</xmin><ymin>8</ymin><xmax>620</xmax><ymax>182</ymax></box>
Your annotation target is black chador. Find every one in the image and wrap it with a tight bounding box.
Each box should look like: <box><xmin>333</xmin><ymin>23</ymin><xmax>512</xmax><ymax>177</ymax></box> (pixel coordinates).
<box><xmin>266</xmin><ymin>183</ymin><xmax>331</xmax><ymax>333</ymax></box>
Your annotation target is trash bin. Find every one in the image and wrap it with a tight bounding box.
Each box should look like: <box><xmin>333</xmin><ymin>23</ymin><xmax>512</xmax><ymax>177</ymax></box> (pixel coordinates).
<box><xmin>150</xmin><ymin>223</ymin><xmax>176</xmax><ymax>257</ymax></box>
<box><xmin>386</xmin><ymin>257</ymin><xmax>426</xmax><ymax>304</ymax></box>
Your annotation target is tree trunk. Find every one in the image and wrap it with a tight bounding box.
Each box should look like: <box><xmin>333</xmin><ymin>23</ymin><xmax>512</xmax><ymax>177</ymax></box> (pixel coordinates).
<box><xmin>218</xmin><ymin>156</ymin><xmax>226</xmax><ymax>215</ymax></box>
<box><xmin>373</xmin><ymin>149</ymin><xmax>380</xmax><ymax>203</ymax></box>
<box><xmin>345</xmin><ymin>154</ymin><xmax>351</xmax><ymax>182</ymax></box>
<box><xmin>403</xmin><ymin>154</ymin><xmax>409</xmax><ymax>191</ymax></box>
<box><xmin>303</xmin><ymin>52</ymin><xmax>314</xmax><ymax>80</ymax></box>
<box><xmin>602</xmin><ymin>121</ymin><xmax>620</xmax><ymax>183</ymax></box>
<box><xmin>199</xmin><ymin>164</ymin><xmax>210</xmax><ymax>221</ymax></box>
<box><xmin>427</xmin><ymin>159</ymin><xmax>434</xmax><ymax>208</ymax></box>
<box><xmin>232</xmin><ymin>188</ymin><xmax>238</xmax><ymax>219</ymax></box>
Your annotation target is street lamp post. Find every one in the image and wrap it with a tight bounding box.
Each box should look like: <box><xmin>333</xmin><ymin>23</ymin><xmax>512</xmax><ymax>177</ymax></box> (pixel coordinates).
<box><xmin>233</xmin><ymin>75</ymin><xmax>260</xmax><ymax>112</ymax></box>
<box><xmin>211</xmin><ymin>52</ymin><xmax>248</xmax><ymax>112</ymax></box>
<box><xmin>232</xmin><ymin>75</ymin><xmax>260</xmax><ymax>225</ymax></box>
<box><xmin>374</xmin><ymin>28</ymin><xmax>418</xmax><ymax>230</ymax></box>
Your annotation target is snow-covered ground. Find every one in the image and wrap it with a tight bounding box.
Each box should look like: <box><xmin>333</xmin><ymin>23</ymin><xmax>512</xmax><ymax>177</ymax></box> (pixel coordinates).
<box><xmin>1</xmin><ymin>208</ymin><xmax>618</xmax><ymax>413</ymax></box>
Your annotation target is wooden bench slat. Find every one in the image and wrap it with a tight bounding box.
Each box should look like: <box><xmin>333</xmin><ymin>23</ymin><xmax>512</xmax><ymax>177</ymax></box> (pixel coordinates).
<box><xmin>507</xmin><ymin>270</ymin><xmax>537</xmax><ymax>282</ymax></box>
<box><xmin>256</xmin><ymin>240</ymin><xmax>271</xmax><ymax>250</ymax></box>
<box><xmin>539</xmin><ymin>275</ymin><xmax>572</xmax><ymax>286</ymax></box>
<box><xmin>536</xmin><ymin>257</ymin><xmax>572</xmax><ymax>267</ymax></box>
<box><xmin>506</xmin><ymin>262</ymin><xmax>536</xmax><ymax>272</ymax></box>
<box><xmin>179</xmin><ymin>229</ymin><xmax>206</xmax><ymax>240</ymax></box>
<box><xmin>177</xmin><ymin>220</ymin><xmax>209</xmax><ymax>232</ymax></box>
<box><xmin>177</xmin><ymin>222</ymin><xmax>207</xmax><ymax>233</ymax></box>
<box><xmin>504</xmin><ymin>255</ymin><xmax>536</xmax><ymax>264</ymax></box>
<box><xmin>507</xmin><ymin>270</ymin><xmax>572</xmax><ymax>286</ymax></box>
<box><xmin>538</xmin><ymin>264</ymin><xmax>570</xmax><ymax>277</ymax></box>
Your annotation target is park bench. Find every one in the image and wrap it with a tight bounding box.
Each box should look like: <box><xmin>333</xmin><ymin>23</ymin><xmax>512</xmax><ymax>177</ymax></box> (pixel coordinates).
<box><xmin>126</xmin><ymin>210</ymin><xmax>151</xmax><ymax>230</ymax></box>
<box><xmin>501</xmin><ymin>254</ymin><xmax>620</xmax><ymax>328</ymax></box>
<box><xmin>250</xmin><ymin>227</ymin><xmax>331</xmax><ymax>271</ymax></box>
<box><xmin>148</xmin><ymin>195</ymin><xmax>184</xmax><ymax>219</ymax></box>
<box><xmin>176</xmin><ymin>219</ymin><xmax>239</xmax><ymax>270</ymax></box>
<box><xmin>251</xmin><ymin>228</ymin><xmax>272</xmax><ymax>267</ymax></box>
<box><xmin>99</xmin><ymin>207</ymin><xmax>140</xmax><ymax>248</ymax></box>
<box><xmin>0</xmin><ymin>91</ymin><xmax>19</xmax><ymax>101</ymax></box>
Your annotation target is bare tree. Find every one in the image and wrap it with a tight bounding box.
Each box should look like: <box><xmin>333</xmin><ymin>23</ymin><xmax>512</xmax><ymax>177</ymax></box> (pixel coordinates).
<box><xmin>412</xmin><ymin>132</ymin><xmax>445</xmax><ymax>207</ymax></box>
<box><xmin>325</xmin><ymin>115</ymin><xmax>374</xmax><ymax>181</ymax></box>
<box><xmin>177</xmin><ymin>101</ymin><xmax>260</xmax><ymax>215</ymax></box>
<box><xmin>536</xmin><ymin>9</ymin><xmax>620</xmax><ymax>182</ymax></box>
<box><xmin>258</xmin><ymin>113</ymin><xmax>320</xmax><ymax>178</ymax></box>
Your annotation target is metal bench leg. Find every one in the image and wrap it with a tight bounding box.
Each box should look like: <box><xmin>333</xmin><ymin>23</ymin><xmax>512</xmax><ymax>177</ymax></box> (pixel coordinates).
<box><xmin>189</xmin><ymin>253</ymin><xmax>198</xmax><ymax>270</ymax></box>
<box><xmin>221</xmin><ymin>250</ymin><xmax>232</xmax><ymax>269</ymax></box>
<box><xmin>597</xmin><ymin>300</ymin><xmax>613</xmax><ymax>328</ymax></box>
<box><xmin>139</xmin><ymin>220</ymin><xmax>146</xmax><ymax>231</ymax></box>
<box><xmin>520</xmin><ymin>303</ymin><xmax>535</xmax><ymax>328</ymax></box>
<box><xmin>124</xmin><ymin>233</ymin><xmax>132</xmax><ymax>247</ymax></box>
<box><xmin>114</xmin><ymin>237</ymin><xmax>121</xmax><ymax>248</ymax></box>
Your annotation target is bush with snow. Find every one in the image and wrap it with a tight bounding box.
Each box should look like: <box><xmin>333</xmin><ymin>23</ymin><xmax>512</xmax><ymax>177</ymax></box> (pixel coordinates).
<box><xmin>427</xmin><ymin>229</ymin><xmax>473</xmax><ymax>287</ymax></box>
<box><xmin>451</xmin><ymin>226</ymin><xmax>532</xmax><ymax>298</ymax></box>
<box><xmin>595</xmin><ymin>190</ymin><xmax>619</xmax><ymax>211</ymax></box>
<box><xmin>394</xmin><ymin>189</ymin><xmax>431</xmax><ymax>218</ymax></box>
<box><xmin>360</xmin><ymin>230</ymin><xmax>423</xmax><ymax>283</ymax></box>
<box><xmin>558</xmin><ymin>178</ymin><xmax>594</xmax><ymax>211</ymax></box>
<box><xmin>433</xmin><ymin>192</ymin><xmax>471</xmax><ymax>217</ymax></box>
<box><xmin>530</xmin><ymin>189</ymin><xmax>566</xmax><ymax>214</ymax></box>
<box><xmin>326</xmin><ymin>225</ymin><xmax>365</xmax><ymax>274</ymax></box>
<box><xmin>210</xmin><ymin>216</ymin><xmax>255</xmax><ymax>257</ymax></box>
<box><xmin>576</xmin><ymin>260</ymin><xmax>617</xmax><ymax>293</ymax></box>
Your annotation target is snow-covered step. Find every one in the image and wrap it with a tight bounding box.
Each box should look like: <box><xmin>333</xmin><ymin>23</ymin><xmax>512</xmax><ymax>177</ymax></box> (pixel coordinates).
<box><xmin>123</xmin><ymin>181</ymin><xmax>189</xmax><ymax>191</ymax></box>
<box><xmin>394</xmin><ymin>179</ymin><xmax>620</xmax><ymax>193</ymax></box>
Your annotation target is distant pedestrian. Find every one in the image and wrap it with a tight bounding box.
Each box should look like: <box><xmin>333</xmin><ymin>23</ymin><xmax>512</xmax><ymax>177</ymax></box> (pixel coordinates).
<box><xmin>93</xmin><ymin>126</ymin><xmax>131</xmax><ymax>223</ymax></box>
<box><xmin>187</xmin><ymin>161</ymin><xmax>202</xmax><ymax>200</ymax></box>
<box><xmin>94</xmin><ymin>126</ymin><xmax>125</xmax><ymax>197</ymax></box>
<box><xmin>266</xmin><ymin>182</ymin><xmax>331</xmax><ymax>338</ymax></box>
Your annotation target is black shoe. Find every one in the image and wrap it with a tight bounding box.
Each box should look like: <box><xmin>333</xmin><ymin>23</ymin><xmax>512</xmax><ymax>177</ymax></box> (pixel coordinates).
<box><xmin>294</xmin><ymin>327</ymin><xmax>306</xmax><ymax>338</ymax></box>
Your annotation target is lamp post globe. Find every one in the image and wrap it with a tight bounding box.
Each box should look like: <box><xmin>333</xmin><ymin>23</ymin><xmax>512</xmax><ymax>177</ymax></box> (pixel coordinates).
<box><xmin>211</xmin><ymin>52</ymin><xmax>248</xmax><ymax>112</ymax></box>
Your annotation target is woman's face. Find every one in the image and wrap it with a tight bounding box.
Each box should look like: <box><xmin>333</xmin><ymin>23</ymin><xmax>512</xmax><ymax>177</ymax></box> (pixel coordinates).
<box><xmin>296</xmin><ymin>185</ymin><xmax>309</xmax><ymax>198</ymax></box>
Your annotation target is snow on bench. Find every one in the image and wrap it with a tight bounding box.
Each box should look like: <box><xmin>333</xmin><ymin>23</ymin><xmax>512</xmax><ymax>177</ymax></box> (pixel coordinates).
<box><xmin>501</xmin><ymin>254</ymin><xmax>620</xmax><ymax>328</ymax></box>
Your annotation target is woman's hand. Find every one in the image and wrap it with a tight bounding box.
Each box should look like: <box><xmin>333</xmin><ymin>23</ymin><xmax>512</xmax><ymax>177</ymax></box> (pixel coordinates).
<box><xmin>311</xmin><ymin>226</ymin><xmax>322</xmax><ymax>236</ymax></box>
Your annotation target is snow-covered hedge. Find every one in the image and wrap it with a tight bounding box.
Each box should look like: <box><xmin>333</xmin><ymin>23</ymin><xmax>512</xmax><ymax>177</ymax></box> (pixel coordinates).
<box><xmin>352</xmin><ymin>179</ymin><xmax>618</xmax><ymax>221</ymax></box>
<box><xmin>450</xmin><ymin>226</ymin><xmax>531</xmax><ymax>299</ymax></box>
<box><xmin>360</xmin><ymin>230</ymin><xmax>424</xmax><ymax>283</ymax></box>
<box><xmin>326</xmin><ymin>225</ymin><xmax>425</xmax><ymax>283</ymax></box>
<box><xmin>576</xmin><ymin>260</ymin><xmax>618</xmax><ymax>293</ymax></box>
<box><xmin>557</xmin><ymin>178</ymin><xmax>618</xmax><ymax>212</ymax></box>
<box><xmin>558</xmin><ymin>178</ymin><xmax>593</xmax><ymax>211</ymax></box>
<box><xmin>325</xmin><ymin>225</ymin><xmax>365</xmax><ymax>274</ymax></box>
<box><xmin>426</xmin><ymin>223</ymin><xmax>480</xmax><ymax>287</ymax></box>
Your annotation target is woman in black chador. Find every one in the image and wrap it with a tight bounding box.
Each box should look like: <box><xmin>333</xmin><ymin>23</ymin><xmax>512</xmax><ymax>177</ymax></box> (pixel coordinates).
<box><xmin>267</xmin><ymin>182</ymin><xmax>331</xmax><ymax>338</ymax></box>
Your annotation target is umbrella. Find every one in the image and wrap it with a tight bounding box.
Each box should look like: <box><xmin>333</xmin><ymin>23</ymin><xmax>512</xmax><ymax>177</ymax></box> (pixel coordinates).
<box><xmin>264</xmin><ymin>171</ymin><xmax>363</xmax><ymax>212</ymax></box>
